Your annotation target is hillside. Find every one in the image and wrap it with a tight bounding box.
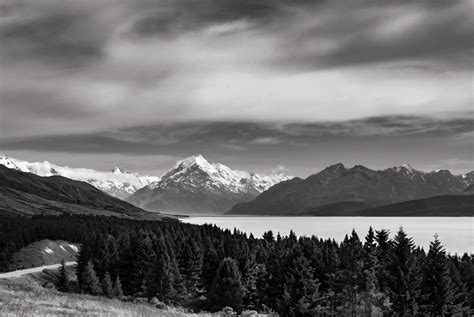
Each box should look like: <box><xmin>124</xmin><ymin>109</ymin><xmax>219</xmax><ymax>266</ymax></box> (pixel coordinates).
<box><xmin>228</xmin><ymin>163</ymin><xmax>473</xmax><ymax>215</ymax></box>
<box><xmin>356</xmin><ymin>195</ymin><xmax>474</xmax><ymax>217</ymax></box>
<box><xmin>300</xmin><ymin>195</ymin><xmax>474</xmax><ymax>216</ymax></box>
<box><xmin>0</xmin><ymin>166</ymin><xmax>167</xmax><ymax>220</ymax></box>
<box><xmin>10</xmin><ymin>240</ymin><xmax>79</xmax><ymax>270</ymax></box>
<box><xmin>0</xmin><ymin>277</ymin><xmax>214</xmax><ymax>317</ymax></box>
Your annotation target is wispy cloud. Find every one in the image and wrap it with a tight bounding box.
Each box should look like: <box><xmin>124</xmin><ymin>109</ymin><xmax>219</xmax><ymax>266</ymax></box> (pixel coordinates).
<box><xmin>0</xmin><ymin>0</ymin><xmax>472</xmax><ymax>175</ymax></box>
<box><xmin>0</xmin><ymin>0</ymin><xmax>472</xmax><ymax>139</ymax></box>
<box><xmin>2</xmin><ymin>115</ymin><xmax>472</xmax><ymax>153</ymax></box>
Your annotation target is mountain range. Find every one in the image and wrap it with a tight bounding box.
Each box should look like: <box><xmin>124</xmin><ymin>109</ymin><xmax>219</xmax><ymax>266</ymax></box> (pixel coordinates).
<box><xmin>228</xmin><ymin>163</ymin><xmax>474</xmax><ymax>215</ymax></box>
<box><xmin>1</xmin><ymin>153</ymin><xmax>472</xmax><ymax>216</ymax></box>
<box><xmin>0</xmin><ymin>154</ymin><xmax>159</xmax><ymax>199</ymax></box>
<box><xmin>0</xmin><ymin>165</ymin><xmax>166</xmax><ymax>220</ymax></box>
<box><xmin>0</xmin><ymin>153</ymin><xmax>291</xmax><ymax>215</ymax></box>
<box><xmin>126</xmin><ymin>155</ymin><xmax>291</xmax><ymax>214</ymax></box>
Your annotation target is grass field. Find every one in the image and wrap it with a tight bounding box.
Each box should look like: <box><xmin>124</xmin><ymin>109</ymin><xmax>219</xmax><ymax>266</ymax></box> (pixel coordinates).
<box><xmin>0</xmin><ymin>276</ymin><xmax>215</xmax><ymax>316</ymax></box>
<box><xmin>0</xmin><ymin>274</ymin><xmax>272</xmax><ymax>316</ymax></box>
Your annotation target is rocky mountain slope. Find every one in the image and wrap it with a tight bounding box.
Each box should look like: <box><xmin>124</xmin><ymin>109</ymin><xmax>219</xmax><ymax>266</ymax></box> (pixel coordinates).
<box><xmin>0</xmin><ymin>165</ymin><xmax>166</xmax><ymax>220</ymax></box>
<box><xmin>127</xmin><ymin>155</ymin><xmax>291</xmax><ymax>214</ymax></box>
<box><xmin>0</xmin><ymin>154</ymin><xmax>159</xmax><ymax>199</ymax></box>
<box><xmin>228</xmin><ymin>163</ymin><xmax>473</xmax><ymax>215</ymax></box>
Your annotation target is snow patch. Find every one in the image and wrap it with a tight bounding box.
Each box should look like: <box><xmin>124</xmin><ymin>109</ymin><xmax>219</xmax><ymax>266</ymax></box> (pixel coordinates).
<box><xmin>69</xmin><ymin>245</ymin><xmax>79</xmax><ymax>252</ymax></box>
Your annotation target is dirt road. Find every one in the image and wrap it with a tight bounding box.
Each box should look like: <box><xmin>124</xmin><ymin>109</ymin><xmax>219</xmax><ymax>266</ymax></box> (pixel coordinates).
<box><xmin>0</xmin><ymin>261</ymin><xmax>77</xmax><ymax>279</ymax></box>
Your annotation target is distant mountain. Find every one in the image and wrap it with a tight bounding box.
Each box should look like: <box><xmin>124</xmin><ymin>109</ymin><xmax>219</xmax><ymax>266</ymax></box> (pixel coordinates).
<box><xmin>0</xmin><ymin>165</ymin><xmax>167</xmax><ymax>220</ymax></box>
<box><xmin>357</xmin><ymin>195</ymin><xmax>474</xmax><ymax>217</ymax></box>
<box><xmin>464</xmin><ymin>184</ymin><xmax>474</xmax><ymax>193</ymax></box>
<box><xmin>299</xmin><ymin>196</ymin><xmax>473</xmax><ymax>217</ymax></box>
<box><xmin>228</xmin><ymin>163</ymin><xmax>474</xmax><ymax>215</ymax></box>
<box><xmin>302</xmin><ymin>201</ymin><xmax>372</xmax><ymax>216</ymax></box>
<box><xmin>0</xmin><ymin>154</ymin><xmax>160</xmax><ymax>199</ymax></box>
<box><xmin>127</xmin><ymin>155</ymin><xmax>291</xmax><ymax>214</ymax></box>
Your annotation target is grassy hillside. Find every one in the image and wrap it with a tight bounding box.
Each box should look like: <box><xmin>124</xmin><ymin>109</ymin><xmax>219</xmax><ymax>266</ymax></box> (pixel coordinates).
<box><xmin>0</xmin><ymin>267</ymin><xmax>273</xmax><ymax>316</ymax></box>
<box><xmin>1</xmin><ymin>276</ymin><xmax>265</xmax><ymax>317</ymax></box>
<box><xmin>0</xmin><ymin>277</ymin><xmax>188</xmax><ymax>316</ymax></box>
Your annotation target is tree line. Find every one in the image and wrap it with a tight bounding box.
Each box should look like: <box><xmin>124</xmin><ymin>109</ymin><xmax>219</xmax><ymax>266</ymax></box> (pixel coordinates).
<box><xmin>0</xmin><ymin>214</ymin><xmax>472</xmax><ymax>316</ymax></box>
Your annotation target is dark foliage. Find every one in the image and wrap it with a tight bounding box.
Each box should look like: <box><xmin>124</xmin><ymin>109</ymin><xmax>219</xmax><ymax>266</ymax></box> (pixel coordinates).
<box><xmin>0</xmin><ymin>213</ymin><xmax>472</xmax><ymax>315</ymax></box>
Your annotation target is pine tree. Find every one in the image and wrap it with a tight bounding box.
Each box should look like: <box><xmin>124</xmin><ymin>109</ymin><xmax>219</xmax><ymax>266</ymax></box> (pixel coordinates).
<box><xmin>375</xmin><ymin>229</ymin><xmax>391</xmax><ymax>291</ymax></box>
<box><xmin>334</xmin><ymin>230</ymin><xmax>364</xmax><ymax>314</ymax></box>
<box><xmin>421</xmin><ymin>235</ymin><xmax>453</xmax><ymax>315</ymax></box>
<box><xmin>364</xmin><ymin>227</ymin><xmax>377</xmax><ymax>256</ymax></box>
<box><xmin>130</xmin><ymin>232</ymin><xmax>156</xmax><ymax>296</ymax></box>
<box><xmin>147</xmin><ymin>236</ymin><xmax>175</xmax><ymax>302</ymax></box>
<box><xmin>57</xmin><ymin>259</ymin><xmax>70</xmax><ymax>292</ymax></box>
<box><xmin>201</xmin><ymin>243</ymin><xmax>220</xmax><ymax>292</ymax></box>
<box><xmin>387</xmin><ymin>228</ymin><xmax>421</xmax><ymax>316</ymax></box>
<box><xmin>178</xmin><ymin>238</ymin><xmax>203</xmax><ymax>297</ymax></box>
<box><xmin>208</xmin><ymin>257</ymin><xmax>245</xmax><ymax>313</ymax></box>
<box><xmin>81</xmin><ymin>260</ymin><xmax>102</xmax><ymax>295</ymax></box>
<box><xmin>362</xmin><ymin>227</ymin><xmax>381</xmax><ymax>314</ymax></box>
<box><xmin>447</xmin><ymin>259</ymin><xmax>468</xmax><ymax>313</ymax></box>
<box><xmin>277</xmin><ymin>247</ymin><xmax>321</xmax><ymax>317</ymax></box>
<box><xmin>102</xmin><ymin>271</ymin><xmax>114</xmax><ymax>298</ymax></box>
<box><xmin>113</xmin><ymin>275</ymin><xmax>124</xmax><ymax>298</ymax></box>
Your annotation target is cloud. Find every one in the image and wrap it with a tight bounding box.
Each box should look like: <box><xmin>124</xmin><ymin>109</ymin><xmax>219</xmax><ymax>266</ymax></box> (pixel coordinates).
<box><xmin>2</xmin><ymin>116</ymin><xmax>472</xmax><ymax>176</ymax></box>
<box><xmin>249</xmin><ymin>137</ymin><xmax>282</xmax><ymax>145</ymax></box>
<box><xmin>0</xmin><ymin>0</ymin><xmax>472</xmax><ymax>140</ymax></box>
<box><xmin>274</xmin><ymin>0</ymin><xmax>474</xmax><ymax>69</ymax></box>
<box><xmin>2</xmin><ymin>115</ymin><xmax>472</xmax><ymax>154</ymax></box>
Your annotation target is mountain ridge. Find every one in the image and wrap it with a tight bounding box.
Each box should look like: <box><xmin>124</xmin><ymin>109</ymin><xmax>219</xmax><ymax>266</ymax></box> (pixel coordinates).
<box><xmin>228</xmin><ymin>163</ymin><xmax>473</xmax><ymax>215</ymax></box>
<box><xmin>0</xmin><ymin>154</ymin><xmax>160</xmax><ymax>199</ymax></box>
<box><xmin>0</xmin><ymin>165</ymin><xmax>167</xmax><ymax>220</ymax></box>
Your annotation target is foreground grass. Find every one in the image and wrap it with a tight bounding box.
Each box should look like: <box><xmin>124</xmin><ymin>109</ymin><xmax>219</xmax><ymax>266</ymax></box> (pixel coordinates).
<box><xmin>0</xmin><ymin>276</ymin><xmax>215</xmax><ymax>317</ymax></box>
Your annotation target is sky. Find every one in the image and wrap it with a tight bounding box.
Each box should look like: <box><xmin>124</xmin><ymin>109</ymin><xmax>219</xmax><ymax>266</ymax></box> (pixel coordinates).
<box><xmin>0</xmin><ymin>0</ymin><xmax>473</xmax><ymax>177</ymax></box>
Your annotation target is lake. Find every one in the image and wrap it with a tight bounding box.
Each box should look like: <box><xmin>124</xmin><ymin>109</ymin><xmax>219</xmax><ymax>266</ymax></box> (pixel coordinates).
<box><xmin>182</xmin><ymin>216</ymin><xmax>473</xmax><ymax>255</ymax></box>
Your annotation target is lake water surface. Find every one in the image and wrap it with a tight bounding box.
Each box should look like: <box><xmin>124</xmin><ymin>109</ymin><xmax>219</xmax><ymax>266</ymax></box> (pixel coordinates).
<box><xmin>182</xmin><ymin>217</ymin><xmax>473</xmax><ymax>255</ymax></box>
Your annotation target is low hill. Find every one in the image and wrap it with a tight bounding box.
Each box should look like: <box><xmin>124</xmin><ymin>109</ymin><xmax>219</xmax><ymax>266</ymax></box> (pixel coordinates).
<box><xmin>302</xmin><ymin>201</ymin><xmax>372</xmax><ymax>216</ymax></box>
<box><xmin>299</xmin><ymin>195</ymin><xmax>473</xmax><ymax>217</ymax></box>
<box><xmin>0</xmin><ymin>277</ymin><xmax>196</xmax><ymax>316</ymax></box>
<box><xmin>10</xmin><ymin>240</ymin><xmax>79</xmax><ymax>270</ymax></box>
<box><xmin>357</xmin><ymin>195</ymin><xmax>474</xmax><ymax>217</ymax></box>
<box><xmin>0</xmin><ymin>165</ymin><xmax>167</xmax><ymax>220</ymax></box>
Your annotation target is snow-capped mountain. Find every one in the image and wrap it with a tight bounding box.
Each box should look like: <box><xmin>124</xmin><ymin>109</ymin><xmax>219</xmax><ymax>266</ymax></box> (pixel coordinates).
<box><xmin>127</xmin><ymin>154</ymin><xmax>292</xmax><ymax>214</ymax></box>
<box><xmin>0</xmin><ymin>154</ymin><xmax>160</xmax><ymax>199</ymax></box>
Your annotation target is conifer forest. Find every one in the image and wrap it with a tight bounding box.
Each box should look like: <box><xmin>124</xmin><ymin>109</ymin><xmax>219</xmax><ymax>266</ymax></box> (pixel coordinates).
<box><xmin>1</xmin><ymin>214</ymin><xmax>472</xmax><ymax>316</ymax></box>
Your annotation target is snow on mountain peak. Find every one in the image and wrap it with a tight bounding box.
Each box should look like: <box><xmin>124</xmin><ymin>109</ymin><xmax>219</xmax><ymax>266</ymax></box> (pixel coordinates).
<box><xmin>112</xmin><ymin>166</ymin><xmax>125</xmax><ymax>174</ymax></box>
<box><xmin>0</xmin><ymin>154</ymin><xmax>20</xmax><ymax>170</ymax></box>
<box><xmin>151</xmin><ymin>154</ymin><xmax>292</xmax><ymax>193</ymax></box>
<box><xmin>0</xmin><ymin>154</ymin><xmax>160</xmax><ymax>199</ymax></box>
<box><xmin>391</xmin><ymin>163</ymin><xmax>418</xmax><ymax>174</ymax></box>
<box><xmin>401</xmin><ymin>164</ymin><xmax>415</xmax><ymax>172</ymax></box>
<box><xmin>174</xmin><ymin>154</ymin><xmax>211</xmax><ymax>170</ymax></box>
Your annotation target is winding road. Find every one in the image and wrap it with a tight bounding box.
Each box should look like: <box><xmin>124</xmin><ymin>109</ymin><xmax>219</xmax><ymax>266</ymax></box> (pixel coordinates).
<box><xmin>0</xmin><ymin>261</ymin><xmax>77</xmax><ymax>279</ymax></box>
